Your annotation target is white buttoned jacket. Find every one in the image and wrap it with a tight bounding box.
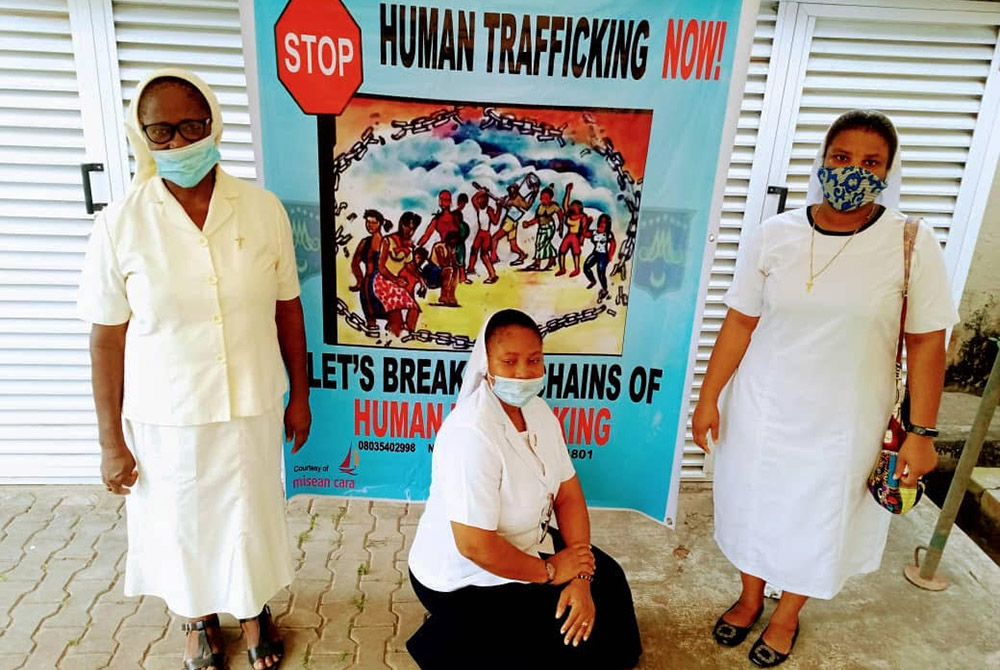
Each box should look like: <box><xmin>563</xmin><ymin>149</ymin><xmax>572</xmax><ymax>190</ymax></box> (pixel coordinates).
<box><xmin>78</xmin><ymin>168</ymin><xmax>300</xmax><ymax>426</ymax></box>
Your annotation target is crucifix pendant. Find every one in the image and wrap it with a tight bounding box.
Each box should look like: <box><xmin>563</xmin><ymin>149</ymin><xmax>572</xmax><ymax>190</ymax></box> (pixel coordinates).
<box><xmin>806</xmin><ymin>280</ymin><xmax>814</xmax><ymax>293</ymax></box>
<box><xmin>235</xmin><ymin>236</ymin><xmax>245</xmax><ymax>249</ymax></box>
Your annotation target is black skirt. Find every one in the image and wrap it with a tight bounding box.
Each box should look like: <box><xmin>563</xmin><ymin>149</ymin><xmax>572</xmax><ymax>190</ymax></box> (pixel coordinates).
<box><xmin>406</xmin><ymin>529</ymin><xmax>642</xmax><ymax>670</ymax></box>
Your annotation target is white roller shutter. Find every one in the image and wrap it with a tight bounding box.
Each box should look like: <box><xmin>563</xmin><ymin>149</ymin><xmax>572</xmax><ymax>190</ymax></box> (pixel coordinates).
<box><xmin>113</xmin><ymin>0</ymin><xmax>257</xmax><ymax>180</ymax></box>
<box><xmin>780</xmin><ymin>13</ymin><xmax>1000</xmax><ymax>244</ymax></box>
<box><xmin>682</xmin><ymin>2</ymin><xmax>781</xmax><ymax>479</ymax></box>
<box><xmin>0</xmin><ymin>0</ymin><xmax>258</xmax><ymax>483</ymax></box>
<box><xmin>0</xmin><ymin>0</ymin><xmax>97</xmax><ymax>481</ymax></box>
<box><xmin>686</xmin><ymin>1</ymin><xmax>1000</xmax><ymax>481</ymax></box>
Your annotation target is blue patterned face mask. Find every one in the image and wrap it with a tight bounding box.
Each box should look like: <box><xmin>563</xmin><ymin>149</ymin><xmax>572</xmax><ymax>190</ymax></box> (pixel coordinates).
<box><xmin>817</xmin><ymin>165</ymin><xmax>888</xmax><ymax>212</ymax></box>
<box><xmin>489</xmin><ymin>374</ymin><xmax>545</xmax><ymax>408</ymax></box>
<box><xmin>152</xmin><ymin>135</ymin><xmax>220</xmax><ymax>188</ymax></box>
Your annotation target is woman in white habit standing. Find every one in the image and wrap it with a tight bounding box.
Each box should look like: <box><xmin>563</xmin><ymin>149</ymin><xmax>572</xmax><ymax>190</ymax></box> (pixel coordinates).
<box><xmin>406</xmin><ymin>308</ymin><xmax>642</xmax><ymax>669</ymax></box>
<box><xmin>693</xmin><ymin>110</ymin><xmax>958</xmax><ymax>667</ymax></box>
<box><xmin>78</xmin><ymin>69</ymin><xmax>311</xmax><ymax>670</ymax></box>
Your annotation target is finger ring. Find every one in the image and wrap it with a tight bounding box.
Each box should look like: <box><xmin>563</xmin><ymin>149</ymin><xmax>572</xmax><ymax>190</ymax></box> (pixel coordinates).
<box><xmin>581</xmin><ymin>622</ymin><xmax>589</xmax><ymax>627</ymax></box>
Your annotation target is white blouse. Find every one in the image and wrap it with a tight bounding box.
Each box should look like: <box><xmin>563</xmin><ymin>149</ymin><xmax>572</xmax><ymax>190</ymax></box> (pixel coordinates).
<box><xmin>77</xmin><ymin>169</ymin><xmax>300</xmax><ymax>426</ymax></box>
<box><xmin>408</xmin><ymin>384</ymin><xmax>576</xmax><ymax>592</ymax></box>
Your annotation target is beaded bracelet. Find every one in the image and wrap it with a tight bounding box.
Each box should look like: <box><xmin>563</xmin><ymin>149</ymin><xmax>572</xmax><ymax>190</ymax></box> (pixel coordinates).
<box><xmin>576</xmin><ymin>573</ymin><xmax>594</xmax><ymax>582</ymax></box>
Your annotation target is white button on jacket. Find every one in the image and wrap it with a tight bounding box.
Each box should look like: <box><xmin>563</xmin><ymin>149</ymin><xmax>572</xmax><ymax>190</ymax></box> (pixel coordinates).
<box><xmin>78</xmin><ymin>169</ymin><xmax>300</xmax><ymax>426</ymax></box>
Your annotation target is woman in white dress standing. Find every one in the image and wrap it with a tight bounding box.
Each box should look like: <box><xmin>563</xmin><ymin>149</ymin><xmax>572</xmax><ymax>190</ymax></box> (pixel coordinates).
<box><xmin>78</xmin><ymin>69</ymin><xmax>310</xmax><ymax>670</ymax></box>
<box><xmin>693</xmin><ymin>110</ymin><xmax>958</xmax><ymax>667</ymax></box>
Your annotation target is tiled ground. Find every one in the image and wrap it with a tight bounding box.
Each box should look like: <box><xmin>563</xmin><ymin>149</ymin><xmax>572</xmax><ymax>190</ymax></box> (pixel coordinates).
<box><xmin>2</xmin><ymin>486</ymin><xmax>999</xmax><ymax>670</ymax></box>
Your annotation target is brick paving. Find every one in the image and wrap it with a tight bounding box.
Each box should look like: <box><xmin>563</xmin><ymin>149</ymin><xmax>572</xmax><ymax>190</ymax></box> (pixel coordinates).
<box><xmin>3</xmin><ymin>486</ymin><xmax>999</xmax><ymax>670</ymax></box>
<box><xmin>0</xmin><ymin>488</ymin><xmax>424</xmax><ymax>670</ymax></box>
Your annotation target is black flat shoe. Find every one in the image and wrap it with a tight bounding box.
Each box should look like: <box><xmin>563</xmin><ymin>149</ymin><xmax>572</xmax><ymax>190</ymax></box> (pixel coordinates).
<box><xmin>749</xmin><ymin>624</ymin><xmax>799</xmax><ymax>667</ymax></box>
<box><xmin>712</xmin><ymin>602</ymin><xmax>764</xmax><ymax>647</ymax></box>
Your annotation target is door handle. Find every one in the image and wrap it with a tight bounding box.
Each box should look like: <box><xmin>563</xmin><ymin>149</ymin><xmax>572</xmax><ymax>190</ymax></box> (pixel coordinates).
<box><xmin>766</xmin><ymin>185</ymin><xmax>788</xmax><ymax>215</ymax></box>
<box><xmin>80</xmin><ymin>163</ymin><xmax>108</xmax><ymax>214</ymax></box>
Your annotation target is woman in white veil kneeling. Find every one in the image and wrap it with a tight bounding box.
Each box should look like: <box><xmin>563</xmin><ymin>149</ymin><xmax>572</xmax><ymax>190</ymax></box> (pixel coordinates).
<box><xmin>406</xmin><ymin>309</ymin><xmax>642</xmax><ymax>669</ymax></box>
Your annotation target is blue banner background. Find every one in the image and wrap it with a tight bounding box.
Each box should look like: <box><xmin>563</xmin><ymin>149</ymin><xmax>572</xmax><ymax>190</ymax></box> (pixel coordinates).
<box><xmin>251</xmin><ymin>0</ymin><xmax>746</xmax><ymax>521</ymax></box>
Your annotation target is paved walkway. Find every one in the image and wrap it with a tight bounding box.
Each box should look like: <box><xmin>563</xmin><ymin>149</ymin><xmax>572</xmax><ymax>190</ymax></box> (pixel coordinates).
<box><xmin>1</xmin><ymin>486</ymin><xmax>998</xmax><ymax>670</ymax></box>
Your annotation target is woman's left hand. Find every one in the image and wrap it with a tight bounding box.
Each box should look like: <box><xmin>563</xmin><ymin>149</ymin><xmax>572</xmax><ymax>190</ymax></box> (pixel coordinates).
<box><xmin>895</xmin><ymin>434</ymin><xmax>938</xmax><ymax>486</ymax></box>
<box><xmin>556</xmin><ymin>578</ymin><xmax>596</xmax><ymax>647</ymax></box>
<box><xmin>284</xmin><ymin>396</ymin><xmax>312</xmax><ymax>454</ymax></box>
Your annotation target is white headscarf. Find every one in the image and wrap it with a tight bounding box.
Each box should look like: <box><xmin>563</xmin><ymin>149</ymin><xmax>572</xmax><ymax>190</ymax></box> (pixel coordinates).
<box><xmin>805</xmin><ymin>114</ymin><xmax>903</xmax><ymax>209</ymax></box>
<box><xmin>125</xmin><ymin>68</ymin><xmax>223</xmax><ymax>192</ymax></box>
<box><xmin>456</xmin><ymin>311</ymin><xmax>497</xmax><ymax>404</ymax></box>
<box><xmin>457</xmin><ymin>308</ymin><xmax>546</xmax><ymax>404</ymax></box>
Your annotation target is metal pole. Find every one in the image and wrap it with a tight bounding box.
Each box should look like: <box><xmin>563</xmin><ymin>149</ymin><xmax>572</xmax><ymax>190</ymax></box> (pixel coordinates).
<box><xmin>905</xmin><ymin>343</ymin><xmax>1000</xmax><ymax>590</ymax></box>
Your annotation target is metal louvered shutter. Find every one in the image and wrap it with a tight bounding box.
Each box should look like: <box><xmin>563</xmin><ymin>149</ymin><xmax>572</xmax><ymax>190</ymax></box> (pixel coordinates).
<box><xmin>113</xmin><ymin>0</ymin><xmax>257</xmax><ymax>181</ymax></box>
<box><xmin>780</xmin><ymin>13</ymin><xmax>1000</xmax><ymax>245</ymax></box>
<box><xmin>0</xmin><ymin>0</ymin><xmax>96</xmax><ymax>481</ymax></box>
<box><xmin>682</xmin><ymin>2</ymin><xmax>781</xmax><ymax>480</ymax></box>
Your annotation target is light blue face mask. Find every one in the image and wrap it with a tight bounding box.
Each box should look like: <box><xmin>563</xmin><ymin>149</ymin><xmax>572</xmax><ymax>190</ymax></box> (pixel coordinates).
<box><xmin>152</xmin><ymin>135</ymin><xmax>221</xmax><ymax>188</ymax></box>
<box><xmin>489</xmin><ymin>374</ymin><xmax>546</xmax><ymax>408</ymax></box>
<box><xmin>817</xmin><ymin>165</ymin><xmax>888</xmax><ymax>212</ymax></box>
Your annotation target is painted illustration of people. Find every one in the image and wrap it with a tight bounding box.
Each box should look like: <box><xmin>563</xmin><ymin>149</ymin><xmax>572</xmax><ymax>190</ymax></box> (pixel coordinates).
<box><xmin>431</xmin><ymin>231</ymin><xmax>461</xmax><ymax>306</ymax></box>
<box><xmin>491</xmin><ymin>174</ymin><xmax>539</xmax><ymax>266</ymax></box>
<box><xmin>374</xmin><ymin>211</ymin><xmax>424</xmax><ymax>336</ymax></box>
<box><xmin>466</xmin><ymin>190</ymin><xmax>499</xmax><ymax>284</ymax></box>
<box><xmin>417</xmin><ymin>190</ymin><xmax>459</xmax><ymax>250</ymax></box>
<box><xmin>349</xmin><ymin>208</ymin><xmax>389</xmax><ymax>328</ymax></box>
<box><xmin>522</xmin><ymin>185</ymin><xmax>561</xmax><ymax>271</ymax></box>
<box><xmin>584</xmin><ymin>213</ymin><xmax>617</xmax><ymax>302</ymax></box>
<box><xmin>557</xmin><ymin>183</ymin><xmax>591</xmax><ymax>277</ymax></box>
<box><xmin>451</xmin><ymin>193</ymin><xmax>472</xmax><ymax>285</ymax></box>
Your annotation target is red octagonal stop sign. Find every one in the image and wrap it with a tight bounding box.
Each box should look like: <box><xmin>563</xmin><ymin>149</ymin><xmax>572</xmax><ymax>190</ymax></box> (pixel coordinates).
<box><xmin>275</xmin><ymin>0</ymin><xmax>363</xmax><ymax>115</ymax></box>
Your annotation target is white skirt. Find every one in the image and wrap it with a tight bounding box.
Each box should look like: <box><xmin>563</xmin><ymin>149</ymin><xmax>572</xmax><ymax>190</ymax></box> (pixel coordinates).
<box><xmin>122</xmin><ymin>406</ymin><xmax>293</xmax><ymax>619</ymax></box>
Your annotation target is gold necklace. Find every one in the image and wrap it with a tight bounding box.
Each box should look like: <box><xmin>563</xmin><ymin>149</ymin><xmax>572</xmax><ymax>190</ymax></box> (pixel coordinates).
<box><xmin>807</xmin><ymin>204</ymin><xmax>875</xmax><ymax>293</ymax></box>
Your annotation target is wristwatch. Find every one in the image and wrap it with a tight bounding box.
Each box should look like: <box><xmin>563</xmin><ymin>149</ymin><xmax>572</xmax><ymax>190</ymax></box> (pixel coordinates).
<box><xmin>908</xmin><ymin>424</ymin><xmax>939</xmax><ymax>438</ymax></box>
<box><xmin>544</xmin><ymin>560</ymin><xmax>555</xmax><ymax>584</ymax></box>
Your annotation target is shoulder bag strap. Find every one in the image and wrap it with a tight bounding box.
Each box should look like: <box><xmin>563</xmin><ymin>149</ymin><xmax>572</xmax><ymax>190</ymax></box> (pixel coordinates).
<box><xmin>894</xmin><ymin>217</ymin><xmax>920</xmax><ymax>410</ymax></box>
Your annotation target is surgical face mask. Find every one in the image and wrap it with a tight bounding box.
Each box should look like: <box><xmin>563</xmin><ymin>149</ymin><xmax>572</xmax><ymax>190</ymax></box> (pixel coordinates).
<box><xmin>816</xmin><ymin>165</ymin><xmax>888</xmax><ymax>212</ymax></box>
<box><xmin>152</xmin><ymin>135</ymin><xmax>221</xmax><ymax>188</ymax></box>
<box><xmin>489</xmin><ymin>373</ymin><xmax>546</xmax><ymax>408</ymax></box>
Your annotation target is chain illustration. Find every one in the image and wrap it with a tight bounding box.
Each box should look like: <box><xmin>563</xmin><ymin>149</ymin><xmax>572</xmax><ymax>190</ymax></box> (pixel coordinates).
<box><xmin>390</xmin><ymin>107</ymin><xmax>461</xmax><ymax>140</ymax></box>
<box><xmin>331</xmin><ymin>225</ymin><xmax>353</xmax><ymax>258</ymax></box>
<box><xmin>332</xmin><ymin>126</ymin><xmax>386</xmax><ymax>191</ymax></box>
<box><xmin>616</xmin><ymin>285</ymin><xmax>629</xmax><ymax>306</ymax></box>
<box><xmin>598</xmin><ymin>138</ymin><xmax>639</xmax><ymax>281</ymax></box>
<box><xmin>538</xmin><ymin>305</ymin><xmax>608</xmax><ymax>338</ymax></box>
<box><xmin>328</xmin><ymin>106</ymin><xmax>639</xmax><ymax>348</ymax></box>
<box><xmin>580</xmin><ymin>113</ymin><xmax>641</xmax><ymax>282</ymax></box>
<box><xmin>337</xmin><ymin>297</ymin><xmax>381</xmax><ymax>339</ymax></box>
<box><xmin>400</xmin><ymin>329</ymin><xmax>474</xmax><ymax>351</ymax></box>
<box><xmin>481</xmin><ymin>108</ymin><xmax>567</xmax><ymax>147</ymax></box>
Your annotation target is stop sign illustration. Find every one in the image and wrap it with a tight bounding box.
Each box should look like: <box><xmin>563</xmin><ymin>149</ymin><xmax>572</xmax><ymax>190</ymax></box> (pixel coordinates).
<box><xmin>275</xmin><ymin>0</ymin><xmax>363</xmax><ymax>115</ymax></box>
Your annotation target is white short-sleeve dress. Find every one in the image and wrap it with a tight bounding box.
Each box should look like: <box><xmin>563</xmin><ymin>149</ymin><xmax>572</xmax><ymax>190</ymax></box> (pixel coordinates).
<box><xmin>713</xmin><ymin>206</ymin><xmax>958</xmax><ymax>599</ymax></box>
<box><xmin>78</xmin><ymin>169</ymin><xmax>300</xmax><ymax>618</ymax></box>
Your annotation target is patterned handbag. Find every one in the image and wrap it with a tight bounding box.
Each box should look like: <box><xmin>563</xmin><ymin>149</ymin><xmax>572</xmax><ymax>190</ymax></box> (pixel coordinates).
<box><xmin>867</xmin><ymin>217</ymin><xmax>924</xmax><ymax>514</ymax></box>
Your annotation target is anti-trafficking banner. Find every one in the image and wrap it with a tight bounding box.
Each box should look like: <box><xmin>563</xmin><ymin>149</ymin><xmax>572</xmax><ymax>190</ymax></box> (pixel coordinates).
<box><xmin>246</xmin><ymin>0</ymin><xmax>751</xmax><ymax>523</ymax></box>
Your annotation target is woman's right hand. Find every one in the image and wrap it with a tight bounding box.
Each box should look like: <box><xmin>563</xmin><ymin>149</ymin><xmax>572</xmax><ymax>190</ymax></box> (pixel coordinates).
<box><xmin>100</xmin><ymin>433</ymin><xmax>137</xmax><ymax>495</ymax></box>
<box><xmin>548</xmin><ymin>544</ymin><xmax>595</xmax><ymax>585</ymax></box>
<box><xmin>692</xmin><ymin>400</ymin><xmax>719</xmax><ymax>453</ymax></box>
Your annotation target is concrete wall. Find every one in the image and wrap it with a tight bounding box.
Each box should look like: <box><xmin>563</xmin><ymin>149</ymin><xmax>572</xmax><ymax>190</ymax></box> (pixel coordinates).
<box><xmin>946</xmin><ymin>160</ymin><xmax>1000</xmax><ymax>392</ymax></box>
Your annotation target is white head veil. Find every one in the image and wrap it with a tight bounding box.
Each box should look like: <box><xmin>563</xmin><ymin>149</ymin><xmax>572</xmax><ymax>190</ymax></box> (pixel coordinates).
<box><xmin>805</xmin><ymin>112</ymin><xmax>903</xmax><ymax>209</ymax></box>
<box><xmin>456</xmin><ymin>309</ymin><xmax>541</xmax><ymax>404</ymax></box>
<box><xmin>124</xmin><ymin>68</ymin><xmax>223</xmax><ymax>192</ymax></box>
<box><xmin>456</xmin><ymin>312</ymin><xmax>497</xmax><ymax>404</ymax></box>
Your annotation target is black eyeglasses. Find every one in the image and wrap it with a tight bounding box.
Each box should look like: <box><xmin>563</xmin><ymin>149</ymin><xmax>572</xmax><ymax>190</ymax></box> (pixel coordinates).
<box><xmin>142</xmin><ymin>118</ymin><xmax>211</xmax><ymax>144</ymax></box>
